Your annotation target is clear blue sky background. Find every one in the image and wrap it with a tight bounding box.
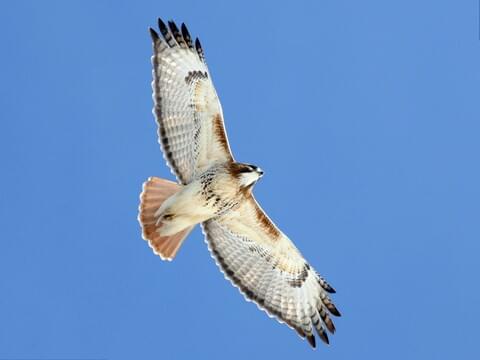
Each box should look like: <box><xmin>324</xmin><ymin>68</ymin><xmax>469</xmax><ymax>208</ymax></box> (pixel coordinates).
<box><xmin>1</xmin><ymin>1</ymin><xmax>479</xmax><ymax>359</ymax></box>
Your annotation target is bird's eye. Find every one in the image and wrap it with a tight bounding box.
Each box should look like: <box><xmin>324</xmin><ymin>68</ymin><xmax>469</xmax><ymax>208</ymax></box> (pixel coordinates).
<box><xmin>239</xmin><ymin>166</ymin><xmax>254</xmax><ymax>173</ymax></box>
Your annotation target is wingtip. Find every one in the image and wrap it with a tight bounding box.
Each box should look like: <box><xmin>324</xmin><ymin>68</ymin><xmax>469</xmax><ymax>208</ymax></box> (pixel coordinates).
<box><xmin>325</xmin><ymin>283</ymin><xmax>336</xmax><ymax>293</ymax></box>
<box><xmin>195</xmin><ymin>37</ymin><xmax>205</xmax><ymax>61</ymax></box>
<box><xmin>158</xmin><ymin>18</ymin><xmax>168</xmax><ymax>34</ymax></box>
<box><xmin>328</xmin><ymin>307</ymin><xmax>342</xmax><ymax>317</ymax></box>
<box><xmin>306</xmin><ymin>334</ymin><xmax>316</xmax><ymax>349</ymax></box>
<box><xmin>329</xmin><ymin>305</ymin><xmax>341</xmax><ymax>317</ymax></box>
<box><xmin>318</xmin><ymin>328</ymin><xmax>330</xmax><ymax>345</ymax></box>
<box><xmin>149</xmin><ymin>27</ymin><xmax>159</xmax><ymax>41</ymax></box>
<box><xmin>168</xmin><ymin>20</ymin><xmax>181</xmax><ymax>37</ymax></box>
<box><xmin>181</xmin><ymin>22</ymin><xmax>188</xmax><ymax>33</ymax></box>
<box><xmin>180</xmin><ymin>22</ymin><xmax>193</xmax><ymax>48</ymax></box>
<box><xmin>326</xmin><ymin>319</ymin><xmax>336</xmax><ymax>334</ymax></box>
<box><xmin>195</xmin><ymin>37</ymin><xmax>201</xmax><ymax>49</ymax></box>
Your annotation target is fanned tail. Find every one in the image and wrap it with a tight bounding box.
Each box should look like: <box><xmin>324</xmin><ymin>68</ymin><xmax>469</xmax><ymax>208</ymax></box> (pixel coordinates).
<box><xmin>138</xmin><ymin>177</ymin><xmax>194</xmax><ymax>260</ymax></box>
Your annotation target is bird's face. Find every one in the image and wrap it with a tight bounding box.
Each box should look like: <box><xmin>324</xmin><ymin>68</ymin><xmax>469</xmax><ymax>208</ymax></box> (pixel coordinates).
<box><xmin>233</xmin><ymin>163</ymin><xmax>264</xmax><ymax>189</ymax></box>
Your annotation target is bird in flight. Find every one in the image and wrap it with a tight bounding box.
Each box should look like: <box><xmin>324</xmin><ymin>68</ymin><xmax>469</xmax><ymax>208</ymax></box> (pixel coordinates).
<box><xmin>138</xmin><ymin>18</ymin><xmax>340</xmax><ymax>349</ymax></box>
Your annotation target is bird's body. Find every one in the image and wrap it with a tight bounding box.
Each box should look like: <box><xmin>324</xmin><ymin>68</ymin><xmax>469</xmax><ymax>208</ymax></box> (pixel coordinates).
<box><xmin>156</xmin><ymin>162</ymin><xmax>262</xmax><ymax>236</ymax></box>
<box><xmin>138</xmin><ymin>18</ymin><xmax>340</xmax><ymax>349</ymax></box>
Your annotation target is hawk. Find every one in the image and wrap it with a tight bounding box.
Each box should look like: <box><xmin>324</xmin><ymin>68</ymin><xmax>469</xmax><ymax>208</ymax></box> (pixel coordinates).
<box><xmin>138</xmin><ymin>18</ymin><xmax>341</xmax><ymax>348</ymax></box>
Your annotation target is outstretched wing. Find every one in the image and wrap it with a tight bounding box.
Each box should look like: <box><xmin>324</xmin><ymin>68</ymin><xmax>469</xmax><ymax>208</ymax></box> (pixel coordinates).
<box><xmin>150</xmin><ymin>19</ymin><xmax>233</xmax><ymax>184</ymax></box>
<box><xmin>202</xmin><ymin>196</ymin><xmax>341</xmax><ymax>348</ymax></box>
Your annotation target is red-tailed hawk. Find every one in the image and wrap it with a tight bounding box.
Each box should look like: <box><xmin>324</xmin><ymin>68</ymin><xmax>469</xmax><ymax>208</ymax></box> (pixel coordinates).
<box><xmin>138</xmin><ymin>18</ymin><xmax>341</xmax><ymax>348</ymax></box>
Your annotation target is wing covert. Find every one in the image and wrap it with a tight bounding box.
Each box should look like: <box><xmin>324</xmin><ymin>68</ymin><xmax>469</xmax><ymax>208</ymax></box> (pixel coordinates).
<box><xmin>150</xmin><ymin>19</ymin><xmax>233</xmax><ymax>184</ymax></box>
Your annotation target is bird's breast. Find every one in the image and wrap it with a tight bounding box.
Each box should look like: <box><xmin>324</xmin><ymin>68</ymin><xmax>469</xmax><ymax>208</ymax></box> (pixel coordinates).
<box><xmin>197</xmin><ymin>168</ymin><xmax>243</xmax><ymax>216</ymax></box>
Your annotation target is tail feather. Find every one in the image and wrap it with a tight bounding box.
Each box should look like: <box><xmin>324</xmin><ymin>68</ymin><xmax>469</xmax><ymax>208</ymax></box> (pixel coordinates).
<box><xmin>138</xmin><ymin>177</ymin><xmax>194</xmax><ymax>261</ymax></box>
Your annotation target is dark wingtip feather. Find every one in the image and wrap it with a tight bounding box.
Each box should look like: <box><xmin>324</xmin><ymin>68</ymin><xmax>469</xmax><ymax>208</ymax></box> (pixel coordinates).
<box><xmin>158</xmin><ymin>18</ymin><xmax>168</xmax><ymax>36</ymax></box>
<box><xmin>195</xmin><ymin>37</ymin><xmax>205</xmax><ymax>62</ymax></box>
<box><xmin>195</xmin><ymin>37</ymin><xmax>202</xmax><ymax>51</ymax></box>
<box><xmin>317</xmin><ymin>275</ymin><xmax>336</xmax><ymax>293</ymax></box>
<box><xmin>324</xmin><ymin>283</ymin><xmax>336</xmax><ymax>293</ymax></box>
<box><xmin>306</xmin><ymin>334</ymin><xmax>316</xmax><ymax>349</ymax></box>
<box><xmin>326</xmin><ymin>319</ymin><xmax>336</xmax><ymax>334</ymax></box>
<box><xmin>319</xmin><ymin>307</ymin><xmax>336</xmax><ymax>334</ymax></box>
<box><xmin>149</xmin><ymin>27</ymin><xmax>159</xmax><ymax>41</ymax></box>
<box><xmin>168</xmin><ymin>20</ymin><xmax>187</xmax><ymax>48</ymax></box>
<box><xmin>181</xmin><ymin>22</ymin><xmax>193</xmax><ymax>49</ymax></box>
<box><xmin>318</xmin><ymin>328</ymin><xmax>330</xmax><ymax>345</ymax></box>
<box><xmin>328</xmin><ymin>304</ymin><xmax>341</xmax><ymax>317</ymax></box>
<box><xmin>167</xmin><ymin>20</ymin><xmax>179</xmax><ymax>35</ymax></box>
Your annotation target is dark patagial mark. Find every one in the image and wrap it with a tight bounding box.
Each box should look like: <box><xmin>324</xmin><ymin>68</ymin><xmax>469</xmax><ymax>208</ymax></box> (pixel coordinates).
<box><xmin>212</xmin><ymin>113</ymin><xmax>233</xmax><ymax>159</ymax></box>
<box><xmin>252</xmin><ymin>202</ymin><xmax>281</xmax><ymax>239</ymax></box>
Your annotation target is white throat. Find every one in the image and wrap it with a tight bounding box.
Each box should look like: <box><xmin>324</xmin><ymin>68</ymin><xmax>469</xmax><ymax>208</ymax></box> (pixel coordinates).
<box><xmin>239</xmin><ymin>172</ymin><xmax>260</xmax><ymax>187</ymax></box>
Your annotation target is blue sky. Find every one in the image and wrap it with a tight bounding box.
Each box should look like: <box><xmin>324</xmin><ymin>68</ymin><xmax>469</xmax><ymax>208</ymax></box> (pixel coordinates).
<box><xmin>1</xmin><ymin>0</ymin><xmax>479</xmax><ymax>359</ymax></box>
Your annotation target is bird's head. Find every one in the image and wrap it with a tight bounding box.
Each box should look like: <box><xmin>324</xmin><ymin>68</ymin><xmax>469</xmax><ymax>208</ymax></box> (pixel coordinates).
<box><xmin>230</xmin><ymin>162</ymin><xmax>264</xmax><ymax>190</ymax></box>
